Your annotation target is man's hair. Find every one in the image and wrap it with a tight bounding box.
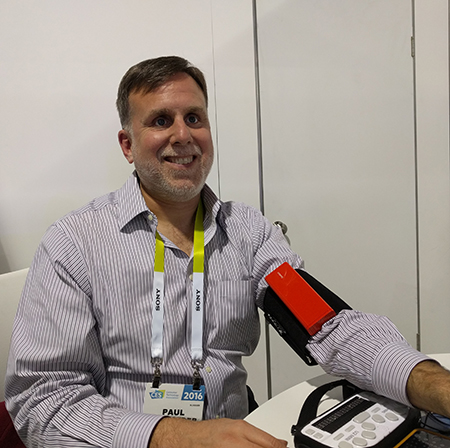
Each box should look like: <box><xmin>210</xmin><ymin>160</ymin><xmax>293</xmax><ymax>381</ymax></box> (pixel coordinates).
<box><xmin>116</xmin><ymin>56</ymin><xmax>208</xmax><ymax>130</ymax></box>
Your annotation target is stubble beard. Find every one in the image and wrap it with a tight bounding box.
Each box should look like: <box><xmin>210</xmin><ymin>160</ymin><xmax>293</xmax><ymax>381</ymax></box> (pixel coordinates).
<box><xmin>135</xmin><ymin>150</ymin><xmax>213</xmax><ymax>203</ymax></box>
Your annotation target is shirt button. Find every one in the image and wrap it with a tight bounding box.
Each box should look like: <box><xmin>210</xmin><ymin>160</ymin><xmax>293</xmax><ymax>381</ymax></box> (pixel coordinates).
<box><xmin>189</xmin><ymin>274</ymin><xmax>193</xmax><ymax>281</ymax></box>
<box><xmin>148</xmin><ymin>215</ymin><xmax>153</xmax><ymax>221</ymax></box>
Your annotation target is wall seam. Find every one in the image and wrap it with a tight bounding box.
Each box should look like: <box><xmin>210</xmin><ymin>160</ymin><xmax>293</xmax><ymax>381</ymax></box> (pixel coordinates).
<box><xmin>251</xmin><ymin>0</ymin><xmax>272</xmax><ymax>400</ymax></box>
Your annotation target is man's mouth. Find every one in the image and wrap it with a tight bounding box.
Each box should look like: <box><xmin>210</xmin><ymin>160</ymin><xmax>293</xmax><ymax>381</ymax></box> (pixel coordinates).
<box><xmin>164</xmin><ymin>155</ymin><xmax>195</xmax><ymax>165</ymax></box>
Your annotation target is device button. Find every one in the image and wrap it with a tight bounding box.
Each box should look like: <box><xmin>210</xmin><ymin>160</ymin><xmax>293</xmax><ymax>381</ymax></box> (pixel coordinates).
<box><xmin>345</xmin><ymin>425</ymin><xmax>355</xmax><ymax>432</ymax></box>
<box><xmin>362</xmin><ymin>422</ymin><xmax>376</xmax><ymax>431</ymax></box>
<box><xmin>372</xmin><ymin>414</ymin><xmax>386</xmax><ymax>423</ymax></box>
<box><xmin>313</xmin><ymin>432</ymin><xmax>323</xmax><ymax>440</ymax></box>
<box><xmin>353</xmin><ymin>437</ymin><xmax>368</xmax><ymax>446</ymax></box>
<box><xmin>362</xmin><ymin>431</ymin><xmax>376</xmax><ymax>440</ymax></box>
<box><xmin>338</xmin><ymin>441</ymin><xmax>353</xmax><ymax>448</ymax></box>
<box><xmin>334</xmin><ymin>433</ymin><xmax>344</xmax><ymax>441</ymax></box>
<box><xmin>305</xmin><ymin>428</ymin><xmax>315</xmax><ymax>435</ymax></box>
<box><xmin>385</xmin><ymin>412</ymin><xmax>399</xmax><ymax>421</ymax></box>
<box><xmin>353</xmin><ymin>412</ymin><xmax>370</xmax><ymax>423</ymax></box>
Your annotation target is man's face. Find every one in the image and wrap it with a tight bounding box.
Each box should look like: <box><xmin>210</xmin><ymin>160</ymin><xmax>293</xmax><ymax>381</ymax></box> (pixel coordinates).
<box><xmin>119</xmin><ymin>73</ymin><xmax>214</xmax><ymax>204</ymax></box>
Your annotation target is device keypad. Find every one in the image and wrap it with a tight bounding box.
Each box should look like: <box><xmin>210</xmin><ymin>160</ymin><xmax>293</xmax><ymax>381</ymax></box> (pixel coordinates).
<box><xmin>301</xmin><ymin>392</ymin><xmax>409</xmax><ymax>447</ymax></box>
<box><xmin>372</xmin><ymin>414</ymin><xmax>386</xmax><ymax>424</ymax></box>
<box><xmin>353</xmin><ymin>437</ymin><xmax>369</xmax><ymax>446</ymax></box>
<box><xmin>354</xmin><ymin>412</ymin><xmax>370</xmax><ymax>424</ymax></box>
<box><xmin>338</xmin><ymin>442</ymin><xmax>353</xmax><ymax>448</ymax></box>
<box><xmin>386</xmin><ymin>412</ymin><xmax>399</xmax><ymax>421</ymax></box>
<box><xmin>361</xmin><ymin>431</ymin><xmax>376</xmax><ymax>440</ymax></box>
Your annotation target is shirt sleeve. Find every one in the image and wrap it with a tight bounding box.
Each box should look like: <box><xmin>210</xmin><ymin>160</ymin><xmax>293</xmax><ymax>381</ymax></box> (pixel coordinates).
<box><xmin>243</xmin><ymin>206</ymin><xmax>304</xmax><ymax>307</ymax></box>
<box><xmin>306</xmin><ymin>309</ymin><xmax>431</xmax><ymax>406</ymax></box>
<box><xmin>5</xmin><ymin>224</ymin><xmax>162</xmax><ymax>448</ymax></box>
<box><xmin>239</xmin><ymin>205</ymin><xmax>429</xmax><ymax>407</ymax></box>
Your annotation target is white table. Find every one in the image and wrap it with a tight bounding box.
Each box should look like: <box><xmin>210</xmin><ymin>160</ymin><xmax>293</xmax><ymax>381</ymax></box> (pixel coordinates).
<box><xmin>245</xmin><ymin>353</ymin><xmax>450</xmax><ymax>447</ymax></box>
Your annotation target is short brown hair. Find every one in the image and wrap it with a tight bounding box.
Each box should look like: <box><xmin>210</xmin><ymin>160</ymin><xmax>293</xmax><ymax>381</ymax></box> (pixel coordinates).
<box><xmin>116</xmin><ymin>56</ymin><xmax>208</xmax><ymax>129</ymax></box>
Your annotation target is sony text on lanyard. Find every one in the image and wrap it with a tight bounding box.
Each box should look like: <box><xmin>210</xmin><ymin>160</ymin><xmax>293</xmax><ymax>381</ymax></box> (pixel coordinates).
<box><xmin>151</xmin><ymin>200</ymin><xmax>205</xmax><ymax>390</ymax></box>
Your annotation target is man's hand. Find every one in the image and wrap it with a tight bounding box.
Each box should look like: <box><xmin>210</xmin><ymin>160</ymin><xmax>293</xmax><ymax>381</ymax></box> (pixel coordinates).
<box><xmin>407</xmin><ymin>360</ymin><xmax>450</xmax><ymax>418</ymax></box>
<box><xmin>149</xmin><ymin>417</ymin><xmax>288</xmax><ymax>448</ymax></box>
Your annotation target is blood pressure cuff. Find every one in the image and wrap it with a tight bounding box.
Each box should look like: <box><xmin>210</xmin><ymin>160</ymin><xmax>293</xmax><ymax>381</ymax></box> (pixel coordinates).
<box><xmin>263</xmin><ymin>268</ymin><xmax>352</xmax><ymax>366</ymax></box>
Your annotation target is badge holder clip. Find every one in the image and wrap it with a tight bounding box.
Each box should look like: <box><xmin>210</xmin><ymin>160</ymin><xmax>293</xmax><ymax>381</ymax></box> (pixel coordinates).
<box><xmin>192</xmin><ymin>362</ymin><xmax>202</xmax><ymax>391</ymax></box>
<box><xmin>152</xmin><ymin>358</ymin><xmax>162</xmax><ymax>389</ymax></box>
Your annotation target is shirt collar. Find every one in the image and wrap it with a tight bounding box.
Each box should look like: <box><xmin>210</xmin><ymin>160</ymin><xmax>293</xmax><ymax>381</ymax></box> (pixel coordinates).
<box><xmin>117</xmin><ymin>171</ymin><xmax>150</xmax><ymax>231</ymax></box>
<box><xmin>201</xmin><ymin>184</ymin><xmax>222</xmax><ymax>245</ymax></box>
<box><xmin>116</xmin><ymin>171</ymin><xmax>224</xmax><ymax>240</ymax></box>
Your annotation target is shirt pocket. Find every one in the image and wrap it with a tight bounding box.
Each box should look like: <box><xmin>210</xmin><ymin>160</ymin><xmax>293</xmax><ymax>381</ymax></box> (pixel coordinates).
<box><xmin>206</xmin><ymin>280</ymin><xmax>260</xmax><ymax>354</ymax></box>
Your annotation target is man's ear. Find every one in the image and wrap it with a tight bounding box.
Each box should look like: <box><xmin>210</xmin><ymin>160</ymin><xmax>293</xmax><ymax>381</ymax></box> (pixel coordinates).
<box><xmin>118</xmin><ymin>129</ymin><xmax>134</xmax><ymax>164</ymax></box>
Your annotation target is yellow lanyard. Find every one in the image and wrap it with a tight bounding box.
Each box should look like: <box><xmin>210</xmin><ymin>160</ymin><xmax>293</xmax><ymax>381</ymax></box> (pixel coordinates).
<box><xmin>151</xmin><ymin>201</ymin><xmax>205</xmax><ymax>368</ymax></box>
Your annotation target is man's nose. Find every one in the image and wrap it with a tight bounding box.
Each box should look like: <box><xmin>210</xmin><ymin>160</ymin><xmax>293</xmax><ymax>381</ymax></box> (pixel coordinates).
<box><xmin>170</xmin><ymin>117</ymin><xmax>192</xmax><ymax>145</ymax></box>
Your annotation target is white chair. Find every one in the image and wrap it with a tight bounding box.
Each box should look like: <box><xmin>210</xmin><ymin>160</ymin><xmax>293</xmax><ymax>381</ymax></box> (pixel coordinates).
<box><xmin>0</xmin><ymin>268</ymin><xmax>29</xmax><ymax>402</ymax></box>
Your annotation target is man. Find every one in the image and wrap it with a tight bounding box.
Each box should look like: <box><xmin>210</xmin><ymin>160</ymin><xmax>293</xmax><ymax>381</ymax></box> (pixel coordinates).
<box><xmin>5</xmin><ymin>56</ymin><xmax>450</xmax><ymax>448</ymax></box>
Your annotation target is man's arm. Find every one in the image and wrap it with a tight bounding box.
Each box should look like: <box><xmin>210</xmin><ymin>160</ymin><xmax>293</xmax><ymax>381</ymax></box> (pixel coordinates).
<box><xmin>407</xmin><ymin>360</ymin><xmax>450</xmax><ymax>418</ymax></box>
<box><xmin>6</xmin><ymin>226</ymin><xmax>160</xmax><ymax>447</ymax></box>
<box><xmin>307</xmin><ymin>310</ymin><xmax>430</xmax><ymax>405</ymax></box>
<box><xmin>149</xmin><ymin>417</ymin><xmax>288</xmax><ymax>448</ymax></box>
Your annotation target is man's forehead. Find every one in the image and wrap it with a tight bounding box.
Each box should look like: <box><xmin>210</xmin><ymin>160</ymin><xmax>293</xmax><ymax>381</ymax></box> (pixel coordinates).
<box><xmin>129</xmin><ymin>73</ymin><xmax>207</xmax><ymax>106</ymax></box>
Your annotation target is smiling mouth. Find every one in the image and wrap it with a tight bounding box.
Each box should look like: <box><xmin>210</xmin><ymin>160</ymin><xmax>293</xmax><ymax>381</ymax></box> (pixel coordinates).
<box><xmin>164</xmin><ymin>155</ymin><xmax>195</xmax><ymax>165</ymax></box>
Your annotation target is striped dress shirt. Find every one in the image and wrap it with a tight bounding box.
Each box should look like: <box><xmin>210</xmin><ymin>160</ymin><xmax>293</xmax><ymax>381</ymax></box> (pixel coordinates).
<box><xmin>6</xmin><ymin>171</ymin><xmax>428</xmax><ymax>448</ymax></box>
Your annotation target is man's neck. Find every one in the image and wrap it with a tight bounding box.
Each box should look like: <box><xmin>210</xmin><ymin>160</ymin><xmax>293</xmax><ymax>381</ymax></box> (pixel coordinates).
<box><xmin>140</xmin><ymin>185</ymin><xmax>200</xmax><ymax>255</ymax></box>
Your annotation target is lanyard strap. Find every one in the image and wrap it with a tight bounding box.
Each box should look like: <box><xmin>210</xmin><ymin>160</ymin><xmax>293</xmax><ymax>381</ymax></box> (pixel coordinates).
<box><xmin>151</xmin><ymin>232</ymin><xmax>165</xmax><ymax>361</ymax></box>
<box><xmin>191</xmin><ymin>200</ymin><xmax>205</xmax><ymax>362</ymax></box>
<box><xmin>151</xmin><ymin>201</ymin><xmax>205</xmax><ymax>365</ymax></box>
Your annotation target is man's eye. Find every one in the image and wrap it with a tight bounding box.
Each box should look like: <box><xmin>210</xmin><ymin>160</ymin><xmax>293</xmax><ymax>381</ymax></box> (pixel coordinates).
<box><xmin>155</xmin><ymin>117</ymin><xmax>167</xmax><ymax>126</ymax></box>
<box><xmin>186</xmin><ymin>115</ymin><xmax>199</xmax><ymax>124</ymax></box>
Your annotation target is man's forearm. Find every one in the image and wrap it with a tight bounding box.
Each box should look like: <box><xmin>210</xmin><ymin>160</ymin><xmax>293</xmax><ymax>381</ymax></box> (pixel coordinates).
<box><xmin>407</xmin><ymin>360</ymin><xmax>450</xmax><ymax>418</ymax></box>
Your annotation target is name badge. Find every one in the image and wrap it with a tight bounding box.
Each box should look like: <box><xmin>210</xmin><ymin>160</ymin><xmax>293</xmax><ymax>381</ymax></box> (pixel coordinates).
<box><xmin>143</xmin><ymin>383</ymin><xmax>205</xmax><ymax>421</ymax></box>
